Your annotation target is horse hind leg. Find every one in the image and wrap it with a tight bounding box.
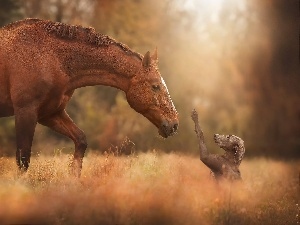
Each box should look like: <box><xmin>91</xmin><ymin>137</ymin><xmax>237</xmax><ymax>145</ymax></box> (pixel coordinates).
<box><xmin>38</xmin><ymin>109</ymin><xmax>87</xmax><ymax>177</ymax></box>
<box><xmin>15</xmin><ymin>108</ymin><xmax>38</xmax><ymax>171</ymax></box>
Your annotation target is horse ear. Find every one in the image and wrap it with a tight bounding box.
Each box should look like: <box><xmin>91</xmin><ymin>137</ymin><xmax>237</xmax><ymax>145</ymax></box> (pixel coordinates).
<box><xmin>151</xmin><ymin>47</ymin><xmax>158</xmax><ymax>61</ymax></box>
<box><xmin>142</xmin><ymin>51</ymin><xmax>151</xmax><ymax>67</ymax></box>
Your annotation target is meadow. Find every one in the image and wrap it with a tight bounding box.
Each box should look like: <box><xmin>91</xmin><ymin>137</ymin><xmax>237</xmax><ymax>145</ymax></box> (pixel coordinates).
<box><xmin>0</xmin><ymin>151</ymin><xmax>299</xmax><ymax>225</ymax></box>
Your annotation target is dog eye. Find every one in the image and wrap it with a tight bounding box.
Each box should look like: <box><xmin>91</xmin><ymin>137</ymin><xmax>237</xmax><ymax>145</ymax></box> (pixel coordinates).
<box><xmin>152</xmin><ymin>84</ymin><xmax>160</xmax><ymax>91</ymax></box>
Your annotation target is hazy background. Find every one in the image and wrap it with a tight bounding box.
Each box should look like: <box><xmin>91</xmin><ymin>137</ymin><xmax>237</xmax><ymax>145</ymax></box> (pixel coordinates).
<box><xmin>0</xmin><ymin>0</ymin><xmax>299</xmax><ymax>158</ymax></box>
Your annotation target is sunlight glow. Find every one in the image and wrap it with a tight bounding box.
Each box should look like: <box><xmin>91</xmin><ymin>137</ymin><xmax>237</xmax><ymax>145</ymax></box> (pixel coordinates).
<box><xmin>183</xmin><ymin>0</ymin><xmax>224</xmax><ymax>10</ymax></box>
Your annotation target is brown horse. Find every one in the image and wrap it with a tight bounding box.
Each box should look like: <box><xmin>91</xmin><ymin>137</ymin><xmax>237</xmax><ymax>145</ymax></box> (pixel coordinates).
<box><xmin>0</xmin><ymin>18</ymin><xmax>179</xmax><ymax>176</ymax></box>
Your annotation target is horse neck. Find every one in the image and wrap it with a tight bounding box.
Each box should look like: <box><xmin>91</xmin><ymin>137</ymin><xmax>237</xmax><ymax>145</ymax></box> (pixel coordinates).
<box><xmin>62</xmin><ymin>43</ymin><xmax>142</xmax><ymax>93</ymax></box>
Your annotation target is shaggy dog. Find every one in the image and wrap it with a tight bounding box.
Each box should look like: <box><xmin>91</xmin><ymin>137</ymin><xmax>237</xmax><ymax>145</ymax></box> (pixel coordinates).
<box><xmin>191</xmin><ymin>109</ymin><xmax>245</xmax><ymax>181</ymax></box>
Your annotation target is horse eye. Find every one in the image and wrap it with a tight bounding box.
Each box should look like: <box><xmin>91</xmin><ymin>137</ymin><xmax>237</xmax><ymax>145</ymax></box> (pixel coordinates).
<box><xmin>152</xmin><ymin>84</ymin><xmax>160</xmax><ymax>91</ymax></box>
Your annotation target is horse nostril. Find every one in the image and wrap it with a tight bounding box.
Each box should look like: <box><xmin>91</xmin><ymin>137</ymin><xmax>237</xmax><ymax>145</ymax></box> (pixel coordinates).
<box><xmin>161</xmin><ymin>120</ymin><xmax>178</xmax><ymax>136</ymax></box>
<box><xmin>173</xmin><ymin>123</ymin><xmax>178</xmax><ymax>132</ymax></box>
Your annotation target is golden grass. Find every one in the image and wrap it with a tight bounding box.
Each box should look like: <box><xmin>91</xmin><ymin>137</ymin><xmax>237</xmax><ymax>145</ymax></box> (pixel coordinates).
<box><xmin>0</xmin><ymin>152</ymin><xmax>299</xmax><ymax>225</ymax></box>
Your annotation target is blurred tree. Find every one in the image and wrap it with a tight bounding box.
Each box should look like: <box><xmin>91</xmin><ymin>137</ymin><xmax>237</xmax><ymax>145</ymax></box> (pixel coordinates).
<box><xmin>0</xmin><ymin>0</ymin><xmax>21</xmax><ymax>26</ymax></box>
<box><xmin>0</xmin><ymin>0</ymin><xmax>298</xmax><ymax>157</ymax></box>
<box><xmin>21</xmin><ymin>0</ymin><xmax>95</xmax><ymax>24</ymax></box>
<box><xmin>245</xmin><ymin>0</ymin><xmax>300</xmax><ymax>156</ymax></box>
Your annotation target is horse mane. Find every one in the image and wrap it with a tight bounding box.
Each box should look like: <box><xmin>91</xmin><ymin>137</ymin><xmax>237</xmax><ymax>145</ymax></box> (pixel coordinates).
<box><xmin>2</xmin><ymin>18</ymin><xmax>41</xmax><ymax>30</ymax></box>
<box><xmin>44</xmin><ymin>20</ymin><xmax>143</xmax><ymax>60</ymax></box>
<box><xmin>3</xmin><ymin>18</ymin><xmax>143</xmax><ymax>60</ymax></box>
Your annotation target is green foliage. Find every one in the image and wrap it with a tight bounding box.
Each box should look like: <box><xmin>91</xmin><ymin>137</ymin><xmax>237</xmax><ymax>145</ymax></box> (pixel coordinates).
<box><xmin>0</xmin><ymin>117</ymin><xmax>15</xmax><ymax>155</ymax></box>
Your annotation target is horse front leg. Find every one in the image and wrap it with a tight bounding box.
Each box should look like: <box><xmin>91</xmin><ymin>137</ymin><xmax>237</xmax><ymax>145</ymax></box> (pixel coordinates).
<box><xmin>39</xmin><ymin>109</ymin><xmax>87</xmax><ymax>177</ymax></box>
<box><xmin>15</xmin><ymin>108</ymin><xmax>38</xmax><ymax>171</ymax></box>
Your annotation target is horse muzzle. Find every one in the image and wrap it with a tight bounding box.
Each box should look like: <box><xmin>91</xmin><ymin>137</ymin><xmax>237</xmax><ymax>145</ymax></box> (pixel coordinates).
<box><xmin>158</xmin><ymin>119</ymin><xmax>179</xmax><ymax>138</ymax></box>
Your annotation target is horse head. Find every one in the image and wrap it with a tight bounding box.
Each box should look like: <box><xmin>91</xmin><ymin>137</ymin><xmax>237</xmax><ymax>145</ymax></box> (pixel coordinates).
<box><xmin>126</xmin><ymin>49</ymin><xmax>179</xmax><ymax>138</ymax></box>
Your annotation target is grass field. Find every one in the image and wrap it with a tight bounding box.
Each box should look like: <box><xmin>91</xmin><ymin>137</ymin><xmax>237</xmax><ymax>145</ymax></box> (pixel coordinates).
<box><xmin>0</xmin><ymin>151</ymin><xmax>299</xmax><ymax>225</ymax></box>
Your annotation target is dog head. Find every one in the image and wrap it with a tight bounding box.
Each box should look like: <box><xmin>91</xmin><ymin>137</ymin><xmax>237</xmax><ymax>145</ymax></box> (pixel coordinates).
<box><xmin>214</xmin><ymin>134</ymin><xmax>245</xmax><ymax>165</ymax></box>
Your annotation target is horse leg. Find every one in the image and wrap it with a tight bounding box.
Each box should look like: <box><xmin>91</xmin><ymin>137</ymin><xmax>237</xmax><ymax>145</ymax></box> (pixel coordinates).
<box><xmin>39</xmin><ymin>109</ymin><xmax>87</xmax><ymax>177</ymax></box>
<box><xmin>15</xmin><ymin>109</ymin><xmax>38</xmax><ymax>171</ymax></box>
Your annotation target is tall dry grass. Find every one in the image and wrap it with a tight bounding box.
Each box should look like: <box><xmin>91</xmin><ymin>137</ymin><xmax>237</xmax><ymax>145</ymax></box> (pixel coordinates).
<box><xmin>0</xmin><ymin>151</ymin><xmax>299</xmax><ymax>225</ymax></box>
